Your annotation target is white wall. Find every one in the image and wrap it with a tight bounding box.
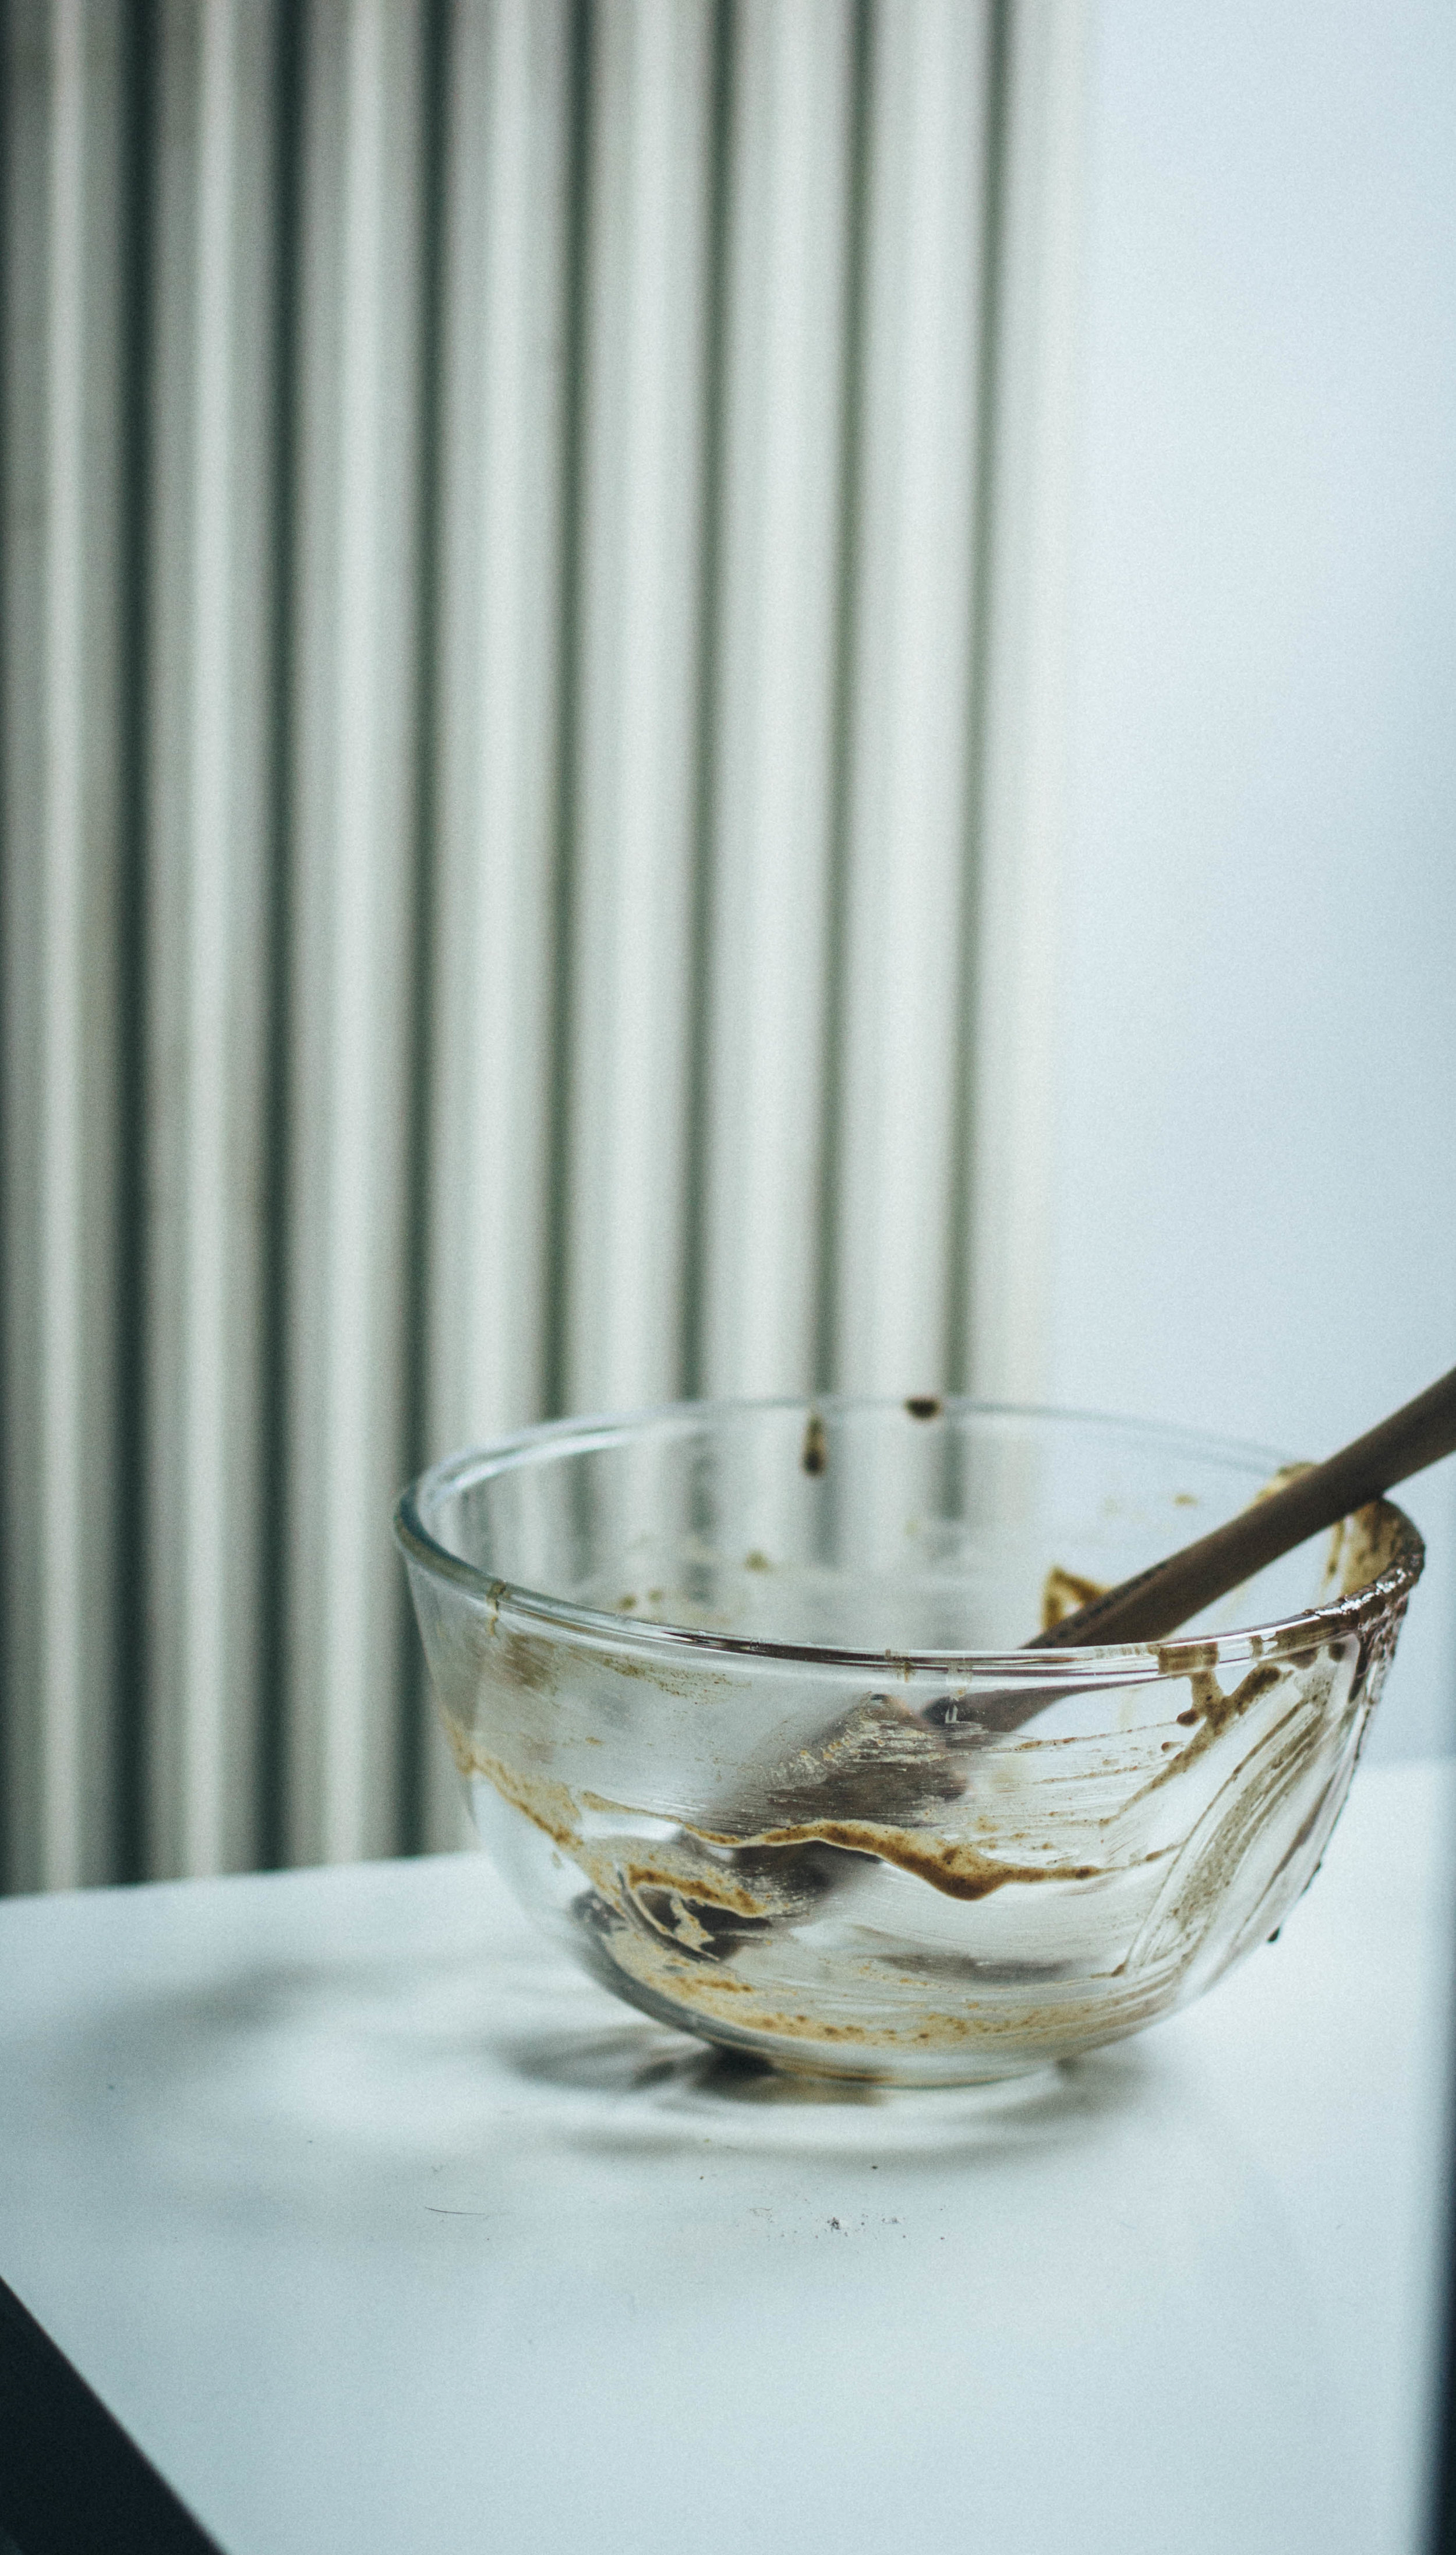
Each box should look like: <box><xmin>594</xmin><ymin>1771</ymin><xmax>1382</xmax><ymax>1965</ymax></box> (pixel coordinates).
<box><xmin>1045</xmin><ymin>0</ymin><xmax>1456</xmax><ymax>1756</ymax></box>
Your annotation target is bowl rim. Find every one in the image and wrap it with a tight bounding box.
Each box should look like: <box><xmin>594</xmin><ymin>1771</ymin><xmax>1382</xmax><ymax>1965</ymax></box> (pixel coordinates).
<box><xmin>393</xmin><ymin>1396</ymin><xmax>1425</xmax><ymax>1680</ymax></box>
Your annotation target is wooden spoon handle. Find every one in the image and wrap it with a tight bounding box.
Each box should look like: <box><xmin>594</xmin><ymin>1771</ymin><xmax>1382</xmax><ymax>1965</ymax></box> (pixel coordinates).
<box><xmin>1030</xmin><ymin>1364</ymin><xmax>1456</xmax><ymax>1652</ymax></box>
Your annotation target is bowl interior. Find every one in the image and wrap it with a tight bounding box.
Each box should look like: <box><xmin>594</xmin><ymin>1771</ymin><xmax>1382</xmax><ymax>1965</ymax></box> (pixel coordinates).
<box><xmin>404</xmin><ymin>1398</ymin><xmax>1404</xmax><ymax>1661</ymax></box>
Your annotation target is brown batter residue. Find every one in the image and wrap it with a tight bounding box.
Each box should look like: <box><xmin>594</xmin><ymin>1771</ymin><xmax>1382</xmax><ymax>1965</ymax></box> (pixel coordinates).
<box><xmin>682</xmin><ymin>1812</ymin><xmax>1108</xmax><ymax>1903</ymax></box>
<box><xmin>1040</xmin><ymin>1564</ymin><xmax>1108</xmax><ymax>1633</ymax></box>
<box><xmin>1135</xmin><ymin>1656</ymin><xmax>1289</xmax><ymax>1802</ymax></box>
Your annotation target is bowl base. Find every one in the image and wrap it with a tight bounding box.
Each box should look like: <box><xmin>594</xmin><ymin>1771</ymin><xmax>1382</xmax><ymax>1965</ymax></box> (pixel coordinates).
<box><xmin>567</xmin><ymin>1903</ymin><xmax>1077</xmax><ymax>2090</ymax></box>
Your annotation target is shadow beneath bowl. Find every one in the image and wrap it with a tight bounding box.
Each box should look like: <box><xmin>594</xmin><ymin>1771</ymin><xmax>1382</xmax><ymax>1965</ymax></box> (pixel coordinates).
<box><xmin>496</xmin><ymin>2014</ymin><xmax>1159</xmax><ymax>2160</ymax></box>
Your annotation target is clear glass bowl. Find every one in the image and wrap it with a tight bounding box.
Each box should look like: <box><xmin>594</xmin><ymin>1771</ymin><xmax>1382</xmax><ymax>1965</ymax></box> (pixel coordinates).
<box><xmin>395</xmin><ymin>1400</ymin><xmax>1423</xmax><ymax>2087</ymax></box>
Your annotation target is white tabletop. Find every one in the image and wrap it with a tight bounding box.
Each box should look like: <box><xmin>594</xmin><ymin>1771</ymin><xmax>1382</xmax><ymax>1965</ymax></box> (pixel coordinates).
<box><xmin>1</xmin><ymin>1759</ymin><xmax>1453</xmax><ymax>2555</ymax></box>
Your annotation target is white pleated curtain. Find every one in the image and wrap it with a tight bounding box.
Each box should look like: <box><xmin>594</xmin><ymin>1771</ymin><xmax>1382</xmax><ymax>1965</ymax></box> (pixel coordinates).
<box><xmin>0</xmin><ymin>0</ymin><xmax>1083</xmax><ymax>1892</ymax></box>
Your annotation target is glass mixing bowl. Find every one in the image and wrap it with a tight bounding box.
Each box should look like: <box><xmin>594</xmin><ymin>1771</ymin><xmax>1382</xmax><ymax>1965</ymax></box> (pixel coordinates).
<box><xmin>395</xmin><ymin>1400</ymin><xmax>1422</xmax><ymax>2087</ymax></box>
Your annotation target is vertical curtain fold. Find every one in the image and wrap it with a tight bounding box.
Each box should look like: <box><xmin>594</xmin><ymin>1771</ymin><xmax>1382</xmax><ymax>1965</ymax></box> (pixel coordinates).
<box><xmin>0</xmin><ymin>0</ymin><xmax>1082</xmax><ymax>1889</ymax></box>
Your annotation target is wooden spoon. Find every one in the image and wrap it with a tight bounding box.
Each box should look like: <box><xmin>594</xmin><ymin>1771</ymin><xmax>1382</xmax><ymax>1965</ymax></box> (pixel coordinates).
<box><xmin>1029</xmin><ymin>1361</ymin><xmax>1456</xmax><ymax>1653</ymax></box>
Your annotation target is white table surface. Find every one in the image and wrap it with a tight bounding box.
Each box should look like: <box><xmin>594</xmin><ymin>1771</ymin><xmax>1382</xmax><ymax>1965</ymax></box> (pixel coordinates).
<box><xmin>2</xmin><ymin>1760</ymin><xmax>1453</xmax><ymax>2555</ymax></box>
